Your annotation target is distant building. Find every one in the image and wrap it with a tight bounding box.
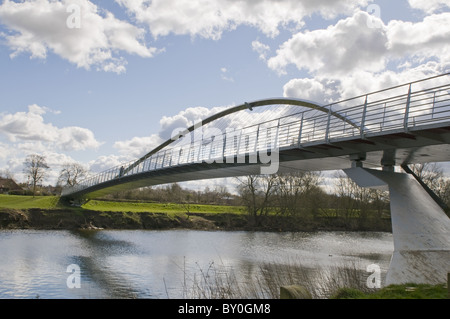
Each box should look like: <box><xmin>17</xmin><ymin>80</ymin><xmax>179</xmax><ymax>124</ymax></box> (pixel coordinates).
<box><xmin>0</xmin><ymin>178</ymin><xmax>23</xmax><ymax>194</ymax></box>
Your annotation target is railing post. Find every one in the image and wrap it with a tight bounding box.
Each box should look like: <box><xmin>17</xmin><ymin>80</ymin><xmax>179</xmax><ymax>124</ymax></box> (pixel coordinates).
<box><xmin>404</xmin><ymin>83</ymin><xmax>412</xmax><ymax>131</ymax></box>
<box><xmin>274</xmin><ymin>118</ymin><xmax>281</xmax><ymax>150</ymax></box>
<box><xmin>298</xmin><ymin>113</ymin><xmax>304</xmax><ymax>147</ymax></box>
<box><xmin>432</xmin><ymin>91</ymin><xmax>436</xmax><ymax>119</ymax></box>
<box><xmin>254</xmin><ymin>124</ymin><xmax>260</xmax><ymax>152</ymax></box>
<box><xmin>381</xmin><ymin>102</ymin><xmax>387</xmax><ymax>131</ymax></box>
<box><xmin>222</xmin><ymin>131</ymin><xmax>227</xmax><ymax>158</ymax></box>
<box><xmin>163</xmin><ymin>149</ymin><xmax>168</xmax><ymax>167</ymax></box>
<box><xmin>285</xmin><ymin>124</ymin><xmax>289</xmax><ymax>146</ymax></box>
<box><xmin>177</xmin><ymin>148</ymin><xmax>182</xmax><ymax>165</ymax></box>
<box><xmin>208</xmin><ymin>138</ymin><xmax>214</xmax><ymax>161</ymax></box>
<box><xmin>325</xmin><ymin>105</ymin><xmax>332</xmax><ymax>143</ymax></box>
<box><xmin>361</xmin><ymin>95</ymin><xmax>368</xmax><ymax>139</ymax></box>
<box><xmin>236</xmin><ymin>129</ymin><xmax>243</xmax><ymax>156</ymax></box>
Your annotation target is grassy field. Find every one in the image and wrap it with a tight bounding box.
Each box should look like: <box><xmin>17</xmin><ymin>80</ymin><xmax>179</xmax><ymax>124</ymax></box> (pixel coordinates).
<box><xmin>83</xmin><ymin>199</ymin><xmax>246</xmax><ymax>215</ymax></box>
<box><xmin>0</xmin><ymin>194</ymin><xmax>245</xmax><ymax>215</ymax></box>
<box><xmin>0</xmin><ymin>194</ymin><xmax>61</xmax><ymax>209</ymax></box>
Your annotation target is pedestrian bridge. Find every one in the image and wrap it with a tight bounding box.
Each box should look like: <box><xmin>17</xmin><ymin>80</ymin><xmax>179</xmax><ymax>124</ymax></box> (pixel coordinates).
<box><xmin>62</xmin><ymin>73</ymin><xmax>450</xmax><ymax>199</ymax></box>
<box><xmin>61</xmin><ymin>73</ymin><xmax>450</xmax><ymax>287</ymax></box>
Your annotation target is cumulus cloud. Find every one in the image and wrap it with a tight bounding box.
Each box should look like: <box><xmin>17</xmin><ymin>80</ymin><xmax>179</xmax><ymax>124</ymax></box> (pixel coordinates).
<box><xmin>283</xmin><ymin>78</ymin><xmax>340</xmax><ymax>104</ymax></box>
<box><xmin>268</xmin><ymin>11</ymin><xmax>389</xmax><ymax>77</ymax></box>
<box><xmin>408</xmin><ymin>0</ymin><xmax>450</xmax><ymax>13</ymax></box>
<box><xmin>116</xmin><ymin>0</ymin><xmax>370</xmax><ymax>39</ymax></box>
<box><xmin>386</xmin><ymin>12</ymin><xmax>450</xmax><ymax>63</ymax></box>
<box><xmin>0</xmin><ymin>0</ymin><xmax>372</xmax><ymax>72</ymax></box>
<box><xmin>252</xmin><ymin>40</ymin><xmax>271</xmax><ymax>61</ymax></box>
<box><xmin>268</xmin><ymin>10</ymin><xmax>450</xmax><ymax>75</ymax></box>
<box><xmin>113</xmin><ymin>135</ymin><xmax>163</xmax><ymax>158</ymax></box>
<box><xmin>270</xmin><ymin>9</ymin><xmax>450</xmax><ymax>102</ymax></box>
<box><xmin>0</xmin><ymin>0</ymin><xmax>157</xmax><ymax>73</ymax></box>
<box><xmin>88</xmin><ymin>154</ymin><xmax>130</xmax><ymax>173</ymax></box>
<box><xmin>0</xmin><ymin>104</ymin><xmax>102</xmax><ymax>151</ymax></box>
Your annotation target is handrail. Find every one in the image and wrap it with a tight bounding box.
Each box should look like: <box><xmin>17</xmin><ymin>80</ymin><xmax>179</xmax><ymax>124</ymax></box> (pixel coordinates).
<box><xmin>61</xmin><ymin>73</ymin><xmax>450</xmax><ymax>197</ymax></box>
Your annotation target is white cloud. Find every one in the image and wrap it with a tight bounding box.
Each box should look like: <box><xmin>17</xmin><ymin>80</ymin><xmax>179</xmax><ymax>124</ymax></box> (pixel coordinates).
<box><xmin>0</xmin><ymin>104</ymin><xmax>102</xmax><ymax>151</ymax></box>
<box><xmin>283</xmin><ymin>78</ymin><xmax>340</xmax><ymax>104</ymax></box>
<box><xmin>408</xmin><ymin>0</ymin><xmax>450</xmax><ymax>13</ymax></box>
<box><xmin>88</xmin><ymin>154</ymin><xmax>130</xmax><ymax>173</ymax></box>
<box><xmin>113</xmin><ymin>135</ymin><xmax>163</xmax><ymax>158</ymax></box>
<box><xmin>267</xmin><ymin>9</ymin><xmax>450</xmax><ymax>102</ymax></box>
<box><xmin>268</xmin><ymin>11</ymin><xmax>389</xmax><ymax>77</ymax></box>
<box><xmin>117</xmin><ymin>0</ymin><xmax>370</xmax><ymax>40</ymax></box>
<box><xmin>284</xmin><ymin>61</ymin><xmax>449</xmax><ymax>104</ymax></box>
<box><xmin>252</xmin><ymin>40</ymin><xmax>271</xmax><ymax>61</ymax></box>
<box><xmin>159</xmin><ymin>106</ymin><xmax>227</xmax><ymax>140</ymax></box>
<box><xmin>386</xmin><ymin>12</ymin><xmax>450</xmax><ymax>63</ymax></box>
<box><xmin>220</xmin><ymin>67</ymin><xmax>234</xmax><ymax>82</ymax></box>
<box><xmin>0</xmin><ymin>0</ymin><xmax>157</xmax><ymax>73</ymax></box>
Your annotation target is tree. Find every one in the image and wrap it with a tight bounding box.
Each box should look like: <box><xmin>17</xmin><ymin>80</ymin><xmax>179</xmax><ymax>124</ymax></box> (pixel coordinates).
<box><xmin>57</xmin><ymin>163</ymin><xmax>88</xmax><ymax>187</ymax></box>
<box><xmin>236</xmin><ymin>175</ymin><xmax>277</xmax><ymax>226</ymax></box>
<box><xmin>407</xmin><ymin>163</ymin><xmax>450</xmax><ymax>216</ymax></box>
<box><xmin>23</xmin><ymin>154</ymin><xmax>49</xmax><ymax>197</ymax></box>
<box><xmin>274</xmin><ymin>171</ymin><xmax>322</xmax><ymax>217</ymax></box>
<box><xmin>333</xmin><ymin>171</ymin><xmax>389</xmax><ymax>224</ymax></box>
<box><xmin>0</xmin><ymin>169</ymin><xmax>14</xmax><ymax>180</ymax></box>
<box><xmin>409</xmin><ymin>163</ymin><xmax>443</xmax><ymax>194</ymax></box>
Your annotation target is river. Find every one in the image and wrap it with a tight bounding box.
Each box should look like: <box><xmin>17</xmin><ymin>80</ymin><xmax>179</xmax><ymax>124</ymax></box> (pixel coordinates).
<box><xmin>0</xmin><ymin>230</ymin><xmax>393</xmax><ymax>299</ymax></box>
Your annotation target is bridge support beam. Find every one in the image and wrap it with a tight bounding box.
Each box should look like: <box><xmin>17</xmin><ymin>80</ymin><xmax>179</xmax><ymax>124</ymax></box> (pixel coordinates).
<box><xmin>343</xmin><ymin>167</ymin><xmax>450</xmax><ymax>286</ymax></box>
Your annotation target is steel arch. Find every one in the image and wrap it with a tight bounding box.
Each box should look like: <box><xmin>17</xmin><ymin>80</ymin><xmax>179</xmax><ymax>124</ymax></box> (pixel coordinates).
<box><xmin>123</xmin><ymin>98</ymin><xmax>359</xmax><ymax>174</ymax></box>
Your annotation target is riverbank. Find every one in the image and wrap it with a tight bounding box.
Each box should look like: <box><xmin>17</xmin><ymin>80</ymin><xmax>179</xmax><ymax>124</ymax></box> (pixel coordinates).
<box><xmin>0</xmin><ymin>194</ymin><xmax>392</xmax><ymax>231</ymax></box>
<box><xmin>0</xmin><ymin>207</ymin><xmax>392</xmax><ymax>232</ymax></box>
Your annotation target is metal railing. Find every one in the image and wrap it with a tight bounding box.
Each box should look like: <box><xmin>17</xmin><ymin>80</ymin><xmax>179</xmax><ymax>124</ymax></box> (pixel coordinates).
<box><xmin>62</xmin><ymin>73</ymin><xmax>450</xmax><ymax>197</ymax></box>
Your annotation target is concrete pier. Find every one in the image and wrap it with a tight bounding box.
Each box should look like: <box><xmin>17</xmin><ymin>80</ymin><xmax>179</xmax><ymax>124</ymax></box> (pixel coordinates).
<box><xmin>344</xmin><ymin>167</ymin><xmax>450</xmax><ymax>286</ymax></box>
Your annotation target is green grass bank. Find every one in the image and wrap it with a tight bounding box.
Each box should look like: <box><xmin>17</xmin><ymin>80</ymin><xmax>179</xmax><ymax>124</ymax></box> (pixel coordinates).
<box><xmin>331</xmin><ymin>283</ymin><xmax>448</xmax><ymax>299</ymax></box>
<box><xmin>0</xmin><ymin>194</ymin><xmax>392</xmax><ymax>232</ymax></box>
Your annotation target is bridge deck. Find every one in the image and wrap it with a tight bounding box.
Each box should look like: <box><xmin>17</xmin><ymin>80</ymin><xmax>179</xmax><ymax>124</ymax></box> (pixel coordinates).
<box><xmin>62</xmin><ymin>74</ymin><xmax>450</xmax><ymax>199</ymax></box>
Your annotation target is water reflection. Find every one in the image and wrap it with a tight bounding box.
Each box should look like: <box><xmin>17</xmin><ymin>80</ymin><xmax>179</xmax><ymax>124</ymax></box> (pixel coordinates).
<box><xmin>0</xmin><ymin>230</ymin><xmax>394</xmax><ymax>299</ymax></box>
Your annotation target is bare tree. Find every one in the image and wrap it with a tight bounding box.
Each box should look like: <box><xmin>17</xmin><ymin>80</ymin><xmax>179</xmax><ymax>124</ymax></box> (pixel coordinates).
<box><xmin>57</xmin><ymin>163</ymin><xmax>88</xmax><ymax>187</ymax></box>
<box><xmin>409</xmin><ymin>163</ymin><xmax>443</xmax><ymax>193</ymax></box>
<box><xmin>334</xmin><ymin>172</ymin><xmax>360</xmax><ymax>219</ymax></box>
<box><xmin>23</xmin><ymin>154</ymin><xmax>49</xmax><ymax>197</ymax></box>
<box><xmin>407</xmin><ymin>163</ymin><xmax>450</xmax><ymax>215</ymax></box>
<box><xmin>334</xmin><ymin>171</ymin><xmax>389</xmax><ymax>222</ymax></box>
<box><xmin>236</xmin><ymin>175</ymin><xmax>277</xmax><ymax>226</ymax></box>
<box><xmin>275</xmin><ymin>171</ymin><xmax>322</xmax><ymax>217</ymax></box>
<box><xmin>0</xmin><ymin>169</ymin><xmax>14</xmax><ymax>180</ymax></box>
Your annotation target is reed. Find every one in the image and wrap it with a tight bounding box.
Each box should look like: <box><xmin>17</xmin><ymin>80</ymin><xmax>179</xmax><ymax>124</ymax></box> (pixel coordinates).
<box><xmin>177</xmin><ymin>257</ymin><xmax>373</xmax><ymax>299</ymax></box>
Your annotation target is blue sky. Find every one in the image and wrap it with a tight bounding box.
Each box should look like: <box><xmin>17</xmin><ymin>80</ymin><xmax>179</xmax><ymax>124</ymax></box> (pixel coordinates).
<box><xmin>0</xmin><ymin>0</ymin><xmax>449</xmax><ymax>187</ymax></box>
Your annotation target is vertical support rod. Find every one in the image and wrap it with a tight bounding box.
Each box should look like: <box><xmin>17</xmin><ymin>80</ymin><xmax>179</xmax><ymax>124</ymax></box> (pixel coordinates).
<box><xmin>432</xmin><ymin>91</ymin><xmax>436</xmax><ymax>119</ymax></box>
<box><xmin>381</xmin><ymin>102</ymin><xmax>387</xmax><ymax>130</ymax></box>
<box><xmin>274</xmin><ymin>119</ymin><xmax>281</xmax><ymax>150</ymax></box>
<box><xmin>254</xmin><ymin>124</ymin><xmax>260</xmax><ymax>152</ymax></box>
<box><xmin>325</xmin><ymin>105</ymin><xmax>332</xmax><ymax>143</ymax></box>
<box><xmin>236</xmin><ymin>129</ymin><xmax>243</xmax><ymax>156</ymax></box>
<box><xmin>361</xmin><ymin>95</ymin><xmax>368</xmax><ymax>139</ymax></box>
<box><xmin>222</xmin><ymin>132</ymin><xmax>227</xmax><ymax>158</ymax></box>
<box><xmin>161</xmin><ymin>150</ymin><xmax>167</xmax><ymax>168</ymax></box>
<box><xmin>298</xmin><ymin>113</ymin><xmax>304</xmax><ymax>147</ymax></box>
<box><xmin>404</xmin><ymin>83</ymin><xmax>412</xmax><ymax>131</ymax></box>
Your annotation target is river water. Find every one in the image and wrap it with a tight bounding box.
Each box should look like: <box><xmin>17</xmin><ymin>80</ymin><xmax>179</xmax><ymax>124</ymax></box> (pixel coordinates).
<box><xmin>0</xmin><ymin>230</ymin><xmax>393</xmax><ymax>299</ymax></box>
